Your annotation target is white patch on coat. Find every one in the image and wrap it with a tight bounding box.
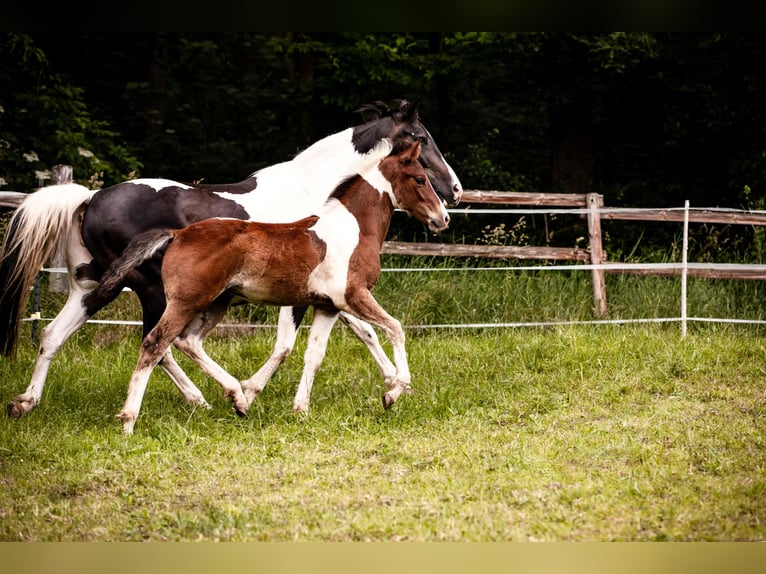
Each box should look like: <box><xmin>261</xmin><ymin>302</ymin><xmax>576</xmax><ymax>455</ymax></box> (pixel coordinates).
<box><xmin>305</xmin><ymin>198</ymin><xmax>360</xmax><ymax>305</ymax></box>
<box><xmin>216</xmin><ymin>133</ymin><xmax>393</xmax><ymax>224</ymax></box>
<box><xmin>360</xmin><ymin>164</ymin><xmax>396</xmax><ymax>208</ymax></box>
<box><xmin>127</xmin><ymin>178</ymin><xmax>193</xmax><ymax>191</ymax></box>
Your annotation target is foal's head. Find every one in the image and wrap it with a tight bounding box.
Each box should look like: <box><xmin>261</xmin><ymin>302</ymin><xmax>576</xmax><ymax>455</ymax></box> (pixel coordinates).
<box><xmin>379</xmin><ymin>142</ymin><xmax>450</xmax><ymax>234</ymax></box>
<box><xmin>353</xmin><ymin>99</ymin><xmax>463</xmax><ymax>207</ymax></box>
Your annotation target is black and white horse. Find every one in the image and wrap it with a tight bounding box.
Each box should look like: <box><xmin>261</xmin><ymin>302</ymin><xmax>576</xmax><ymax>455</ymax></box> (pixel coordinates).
<box><xmin>0</xmin><ymin>99</ymin><xmax>462</xmax><ymax>419</ymax></box>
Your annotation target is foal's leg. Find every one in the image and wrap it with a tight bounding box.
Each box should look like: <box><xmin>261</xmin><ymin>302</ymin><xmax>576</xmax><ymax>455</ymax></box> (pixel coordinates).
<box><xmin>293</xmin><ymin>308</ymin><xmax>340</xmax><ymax>413</ymax></box>
<box><xmin>117</xmin><ymin>308</ymin><xmax>208</xmax><ymax>434</ymax></box>
<box><xmin>117</xmin><ymin>334</ymin><xmax>174</xmax><ymax>434</ymax></box>
<box><xmin>343</xmin><ymin>290</ymin><xmax>412</xmax><ymax>409</ymax></box>
<box><xmin>171</xmin><ymin>298</ymin><xmax>249</xmax><ymax>417</ymax></box>
<box><xmin>241</xmin><ymin>306</ymin><xmax>308</xmax><ymax>406</ymax></box>
<box><xmin>134</xmin><ymin>284</ymin><xmax>211</xmax><ymax>409</ymax></box>
<box><xmin>338</xmin><ymin>312</ymin><xmax>396</xmax><ymax>387</ymax></box>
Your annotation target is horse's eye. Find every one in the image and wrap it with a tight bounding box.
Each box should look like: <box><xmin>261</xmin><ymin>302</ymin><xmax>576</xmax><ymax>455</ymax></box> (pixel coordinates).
<box><xmin>415</xmin><ymin>177</ymin><xmax>426</xmax><ymax>185</ymax></box>
<box><xmin>406</xmin><ymin>130</ymin><xmax>428</xmax><ymax>145</ymax></box>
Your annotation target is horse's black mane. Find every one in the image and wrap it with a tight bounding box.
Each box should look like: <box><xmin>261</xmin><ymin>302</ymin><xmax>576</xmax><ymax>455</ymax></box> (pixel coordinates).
<box><xmin>355</xmin><ymin>99</ymin><xmax>419</xmax><ymax>123</ymax></box>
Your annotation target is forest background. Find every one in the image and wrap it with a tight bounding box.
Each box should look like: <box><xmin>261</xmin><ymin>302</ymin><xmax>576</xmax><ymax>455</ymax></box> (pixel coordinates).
<box><xmin>2</xmin><ymin>32</ymin><xmax>766</xmax><ymax>259</ymax></box>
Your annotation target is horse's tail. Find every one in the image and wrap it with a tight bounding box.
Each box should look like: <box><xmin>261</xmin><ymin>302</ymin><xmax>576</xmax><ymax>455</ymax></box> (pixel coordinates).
<box><xmin>0</xmin><ymin>183</ymin><xmax>96</xmax><ymax>357</ymax></box>
<box><xmin>84</xmin><ymin>229</ymin><xmax>175</xmax><ymax>314</ymax></box>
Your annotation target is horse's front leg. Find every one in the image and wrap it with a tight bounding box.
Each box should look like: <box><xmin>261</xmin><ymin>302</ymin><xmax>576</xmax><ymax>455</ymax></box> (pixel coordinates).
<box><xmin>241</xmin><ymin>306</ymin><xmax>308</xmax><ymax>406</ymax></box>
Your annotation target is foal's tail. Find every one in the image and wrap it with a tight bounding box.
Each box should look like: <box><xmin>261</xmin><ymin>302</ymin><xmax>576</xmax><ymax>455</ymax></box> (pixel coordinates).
<box><xmin>84</xmin><ymin>229</ymin><xmax>175</xmax><ymax>313</ymax></box>
<box><xmin>0</xmin><ymin>184</ymin><xmax>96</xmax><ymax>357</ymax></box>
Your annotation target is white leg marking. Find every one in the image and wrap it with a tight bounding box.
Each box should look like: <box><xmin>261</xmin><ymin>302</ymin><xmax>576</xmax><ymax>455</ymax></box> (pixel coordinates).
<box><xmin>173</xmin><ymin>335</ymin><xmax>248</xmax><ymax>416</ymax></box>
<box><xmin>158</xmin><ymin>348</ymin><xmax>211</xmax><ymax>409</ymax></box>
<box><xmin>9</xmin><ymin>276</ymin><xmax>94</xmax><ymax>417</ymax></box>
<box><xmin>338</xmin><ymin>311</ymin><xmax>396</xmax><ymax>387</ymax></box>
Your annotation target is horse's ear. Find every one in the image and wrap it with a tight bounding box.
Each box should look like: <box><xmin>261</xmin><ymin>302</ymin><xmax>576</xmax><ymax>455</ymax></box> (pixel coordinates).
<box><xmin>395</xmin><ymin>98</ymin><xmax>419</xmax><ymax>123</ymax></box>
<box><xmin>399</xmin><ymin>141</ymin><xmax>421</xmax><ymax>164</ymax></box>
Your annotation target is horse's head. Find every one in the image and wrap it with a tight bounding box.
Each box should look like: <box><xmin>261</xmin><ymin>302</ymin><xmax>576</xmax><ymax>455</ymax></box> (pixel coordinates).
<box><xmin>352</xmin><ymin>99</ymin><xmax>463</xmax><ymax>207</ymax></box>
<box><xmin>379</xmin><ymin>141</ymin><xmax>450</xmax><ymax>235</ymax></box>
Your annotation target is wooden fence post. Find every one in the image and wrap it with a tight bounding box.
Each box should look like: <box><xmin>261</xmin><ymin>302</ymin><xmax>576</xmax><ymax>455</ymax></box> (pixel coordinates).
<box><xmin>586</xmin><ymin>192</ymin><xmax>607</xmax><ymax>316</ymax></box>
<box><xmin>48</xmin><ymin>165</ymin><xmax>73</xmax><ymax>293</ymax></box>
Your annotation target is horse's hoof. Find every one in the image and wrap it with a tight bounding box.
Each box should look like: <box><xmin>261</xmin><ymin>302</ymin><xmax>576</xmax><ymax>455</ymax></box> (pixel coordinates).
<box><xmin>6</xmin><ymin>398</ymin><xmax>33</xmax><ymax>419</ymax></box>
<box><xmin>6</xmin><ymin>401</ymin><xmax>24</xmax><ymax>419</ymax></box>
<box><xmin>382</xmin><ymin>393</ymin><xmax>395</xmax><ymax>410</ymax></box>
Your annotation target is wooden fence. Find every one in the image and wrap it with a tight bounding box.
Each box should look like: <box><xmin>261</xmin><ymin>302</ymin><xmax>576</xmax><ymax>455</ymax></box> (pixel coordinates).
<box><xmin>382</xmin><ymin>189</ymin><xmax>766</xmax><ymax>316</ymax></box>
<box><xmin>4</xmin><ymin>177</ymin><xmax>766</xmax><ymax>318</ymax></box>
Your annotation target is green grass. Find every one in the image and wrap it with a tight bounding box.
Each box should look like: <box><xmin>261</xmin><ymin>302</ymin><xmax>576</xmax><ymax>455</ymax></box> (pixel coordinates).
<box><xmin>1</xmin><ymin>268</ymin><xmax>765</xmax><ymax>541</ymax></box>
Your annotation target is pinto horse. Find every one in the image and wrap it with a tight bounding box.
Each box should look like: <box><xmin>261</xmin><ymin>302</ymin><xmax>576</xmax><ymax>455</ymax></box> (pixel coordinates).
<box><xmin>0</xmin><ymin>99</ymin><xmax>461</xmax><ymax>420</ymax></box>
<box><xmin>87</xmin><ymin>141</ymin><xmax>448</xmax><ymax>433</ymax></box>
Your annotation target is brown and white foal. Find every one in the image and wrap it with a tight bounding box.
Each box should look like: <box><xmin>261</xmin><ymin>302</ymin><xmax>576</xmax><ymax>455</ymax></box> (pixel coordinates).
<box><xmin>92</xmin><ymin>140</ymin><xmax>449</xmax><ymax>433</ymax></box>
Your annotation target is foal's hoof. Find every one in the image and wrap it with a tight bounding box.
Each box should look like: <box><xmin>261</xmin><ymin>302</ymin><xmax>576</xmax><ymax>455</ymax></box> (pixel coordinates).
<box><xmin>232</xmin><ymin>400</ymin><xmax>249</xmax><ymax>418</ymax></box>
<box><xmin>382</xmin><ymin>384</ymin><xmax>414</xmax><ymax>410</ymax></box>
<box><xmin>227</xmin><ymin>391</ymin><xmax>249</xmax><ymax>418</ymax></box>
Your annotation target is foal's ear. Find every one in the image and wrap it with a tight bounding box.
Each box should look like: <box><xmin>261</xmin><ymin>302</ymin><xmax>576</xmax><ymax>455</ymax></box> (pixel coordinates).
<box><xmin>399</xmin><ymin>141</ymin><xmax>422</xmax><ymax>164</ymax></box>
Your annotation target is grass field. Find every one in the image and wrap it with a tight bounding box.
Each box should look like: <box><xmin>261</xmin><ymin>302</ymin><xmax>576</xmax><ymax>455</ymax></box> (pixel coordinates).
<box><xmin>1</xmin><ymin>264</ymin><xmax>765</xmax><ymax>541</ymax></box>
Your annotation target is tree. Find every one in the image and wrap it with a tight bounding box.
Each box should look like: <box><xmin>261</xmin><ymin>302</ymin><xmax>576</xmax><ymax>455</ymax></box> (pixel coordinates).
<box><xmin>0</xmin><ymin>33</ymin><xmax>141</xmax><ymax>191</ymax></box>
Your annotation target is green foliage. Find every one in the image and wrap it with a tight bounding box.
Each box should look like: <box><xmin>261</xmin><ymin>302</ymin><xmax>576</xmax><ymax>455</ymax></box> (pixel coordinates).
<box><xmin>3</xmin><ymin>33</ymin><xmax>766</xmax><ymax>258</ymax></box>
<box><xmin>0</xmin><ymin>33</ymin><xmax>142</xmax><ymax>191</ymax></box>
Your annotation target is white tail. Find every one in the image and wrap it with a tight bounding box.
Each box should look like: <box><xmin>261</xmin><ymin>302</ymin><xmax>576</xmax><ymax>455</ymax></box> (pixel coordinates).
<box><xmin>0</xmin><ymin>183</ymin><xmax>96</xmax><ymax>356</ymax></box>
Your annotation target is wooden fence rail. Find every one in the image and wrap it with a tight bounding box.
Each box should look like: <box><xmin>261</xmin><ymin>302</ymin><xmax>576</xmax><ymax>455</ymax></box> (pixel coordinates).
<box><xmin>383</xmin><ymin>189</ymin><xmax>610</xmax><ymax>312</ymax></box>
<box><xmin>383</xmin><ymin>189</ymin><xmax>766</xmax><ymax>316</ymax></box>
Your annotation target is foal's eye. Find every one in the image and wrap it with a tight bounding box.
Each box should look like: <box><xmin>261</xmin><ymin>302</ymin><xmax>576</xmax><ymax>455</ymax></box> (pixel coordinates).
<box><xmin>415</xmin><ymin>177</ymin><xmax>426</xmax><ymax>185</ymax></box>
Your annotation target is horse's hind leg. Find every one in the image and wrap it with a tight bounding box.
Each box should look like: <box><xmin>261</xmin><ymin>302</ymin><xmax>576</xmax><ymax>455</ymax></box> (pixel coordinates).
<box><xmin>293</xmin><ymin>308</ymin><xmax>340</xmax><ymax>413</ymax></box>
<box><xmin>7</xmin><ymin>228</ymin><xmax>100</xmax><ymax>419</ymax></box>
<box><xmin>157</xmin><ymin>349</ymin><xmax>211</xmax><ymax>409</ymax></box>
<box><xmin>6</xmin><ymin>277</ymin><xmax>95</xmax><ymax>418</ymax></box>
<box><xmin>241</xmin><ymin>306</ymin><xmax>308</xmax><ymax>407</ymax></box>
<box><xmin>117</xmin><ymin>297</ymin><xmax>224</xmax><ymax>433</ymax></box>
